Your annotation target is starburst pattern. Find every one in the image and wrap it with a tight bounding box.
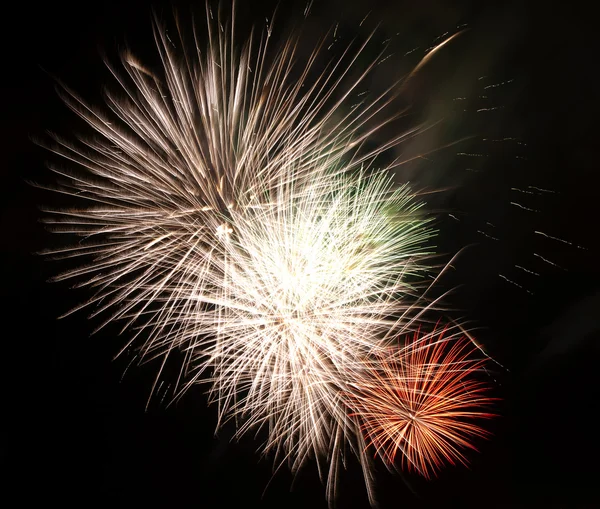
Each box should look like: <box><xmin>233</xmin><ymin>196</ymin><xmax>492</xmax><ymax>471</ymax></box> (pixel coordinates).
<box><xmin>348</xmin><ymin>326</ymin><xmax>495</xmax><ymax>479</ymax></box>
<box><xmin>204</xmin><ymin>168</ymin><xmax>434</xmax><ymax>484</ymax></box>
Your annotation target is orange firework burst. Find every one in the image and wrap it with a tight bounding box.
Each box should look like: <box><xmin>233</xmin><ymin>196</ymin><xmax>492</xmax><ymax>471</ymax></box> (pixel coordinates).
<box><xmin>348</xmin><ymin>326</ymin><xmax>495</xmax><ymax>479</ymax></box>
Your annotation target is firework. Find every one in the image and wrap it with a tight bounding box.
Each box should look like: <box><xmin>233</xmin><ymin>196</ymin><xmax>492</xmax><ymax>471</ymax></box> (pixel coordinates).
<box><xmin>348</xmin><ymin>325</ymin><xmax>494</xmax><ymax>479</ymax></box>
<box><xmin>39</xmin><ymin>3</ymin><xmax>493</xmax><ymax>505</ymax></box>
<box><xmin>202</xmin><ymin>167</ymin><xmax>435</xmax><ymax>494</ymax></box>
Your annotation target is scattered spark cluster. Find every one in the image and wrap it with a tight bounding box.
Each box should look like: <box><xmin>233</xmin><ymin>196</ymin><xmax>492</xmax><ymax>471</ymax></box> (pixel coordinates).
<box><xmin>40</xmin><ymin>4</ymin><xmax>495</xmax><ymax>505</ymax></box>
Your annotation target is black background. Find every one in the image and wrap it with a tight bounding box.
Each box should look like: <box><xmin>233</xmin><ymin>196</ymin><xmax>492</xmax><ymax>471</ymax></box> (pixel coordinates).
<box><xmin>2</xmin><ymin>1</ymin><xmax>599</xmax><ymax>508</ymax></box>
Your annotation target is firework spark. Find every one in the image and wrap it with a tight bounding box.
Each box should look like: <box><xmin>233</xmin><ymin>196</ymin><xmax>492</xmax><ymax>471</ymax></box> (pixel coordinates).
<box><xmin>348</xmin><ymin>325</ymin><xmax>495</xmax><ymax>479</ymax></box>
<box><xmin>38</xmin><ymin>4</ymin><xmax>492</xmax><ymax>505</ymax></box>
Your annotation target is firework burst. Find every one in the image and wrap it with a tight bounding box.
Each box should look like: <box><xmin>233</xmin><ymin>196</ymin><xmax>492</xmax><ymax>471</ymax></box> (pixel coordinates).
<box><xmin>348</xmin><ymin>325</ymin><xmax>495</xmax><ymax>479</ymax></box>
<box><xmin>38</xmin><ymin>3</ymin><xmax>495</xmax><ymax>505</ymax></box>
<box><xmin>202</xmin><ymin>167</ymin><xmax>436</xmax><ymax>492</ymax></box>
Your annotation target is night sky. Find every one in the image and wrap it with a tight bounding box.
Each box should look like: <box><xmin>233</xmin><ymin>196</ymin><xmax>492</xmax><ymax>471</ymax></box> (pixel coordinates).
<box><xmin>3</xmin><ymin>1</ymin><xmax>599</xmax><ymax>508</ymax></box>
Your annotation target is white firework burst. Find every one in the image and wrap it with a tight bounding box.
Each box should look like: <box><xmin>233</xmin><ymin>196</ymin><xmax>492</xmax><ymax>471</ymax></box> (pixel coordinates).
<box><xmin>39</xmin><ymin>4</ymin><xmax>464</xmax><ymax>505</ymax></box>
<box><xmin>202</xmin><ymin>167</ymin><xmax>435</xmax><ymax>492</ymax></box>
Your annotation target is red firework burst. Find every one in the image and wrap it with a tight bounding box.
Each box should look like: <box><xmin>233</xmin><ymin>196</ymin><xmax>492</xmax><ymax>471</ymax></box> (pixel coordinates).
<box><xmin>348</xmin><ymin>326</ymin><xmax>495</xmax><ymax>479</ymax></box>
